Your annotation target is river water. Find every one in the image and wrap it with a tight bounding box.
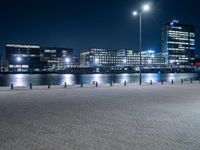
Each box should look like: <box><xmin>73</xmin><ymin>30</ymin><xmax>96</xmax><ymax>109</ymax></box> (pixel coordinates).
<box><xmin>0</xmin><ymin>73</ymin><xmax>200</xmax><ymax>87</ymax></box>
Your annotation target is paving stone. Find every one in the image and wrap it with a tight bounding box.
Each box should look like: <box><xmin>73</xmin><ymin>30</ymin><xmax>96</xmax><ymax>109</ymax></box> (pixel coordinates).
<box><xmin>0</xmin><ymin>84</ymin><xmax>200</xmax><ymax>150</ymax></box>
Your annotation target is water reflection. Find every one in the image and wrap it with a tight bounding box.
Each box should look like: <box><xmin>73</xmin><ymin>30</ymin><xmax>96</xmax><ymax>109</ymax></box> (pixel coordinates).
<box><xmin>166</xmin><ymin>73</ymin><xmax>176</xmax><ymax>81</ymax></box>
<box><xmin>91</xmin><ymin>74</ymin><xmax>103</xmax><ymax>84</ymax></box>
<box><xmin>118</xmin><ymin>74</ymin><xmax>130</xmax><ymax>83</ymax></box>
<box><xmin>143</xmin><ymin>73</ymin><xmax>159</xmax><ymax>82</ymax></box>
<box><xmin>60</xmin><ymin>74</ymin><xmax>75</xmax><ymax>85</ymax></box>
<box><xmin>15</xmin><ymin>74</ymin><xmax>26</xmax><ymax>86</ymax></box>
<box><xmin>0</xmin><ymin>73</ymin><xmax>199</xmax><ymax>87</ymax></box>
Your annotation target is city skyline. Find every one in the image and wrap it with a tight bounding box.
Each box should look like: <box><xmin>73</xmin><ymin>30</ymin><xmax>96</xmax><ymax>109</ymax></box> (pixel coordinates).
<box><xmin>0</xmin><ymin>0</ymin><xmax>200</xmax><ymax>57</ymax></box>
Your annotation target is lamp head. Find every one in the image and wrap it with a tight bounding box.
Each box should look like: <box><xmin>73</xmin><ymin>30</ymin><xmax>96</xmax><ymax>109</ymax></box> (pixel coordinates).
<box><xmin>143</xmin><ymin>3</ymin><xmax>150</xmax><ymax>12</ymax></box>
<box><xmin>133</xmin><ymin>11</ymin><xmax>138</xmax><ymax>16</ymax></box>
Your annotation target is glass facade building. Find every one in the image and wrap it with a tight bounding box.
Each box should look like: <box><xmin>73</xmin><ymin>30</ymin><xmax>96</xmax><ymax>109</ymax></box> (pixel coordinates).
<box><xmin>6</xmin><ymin>44</ymin><xmax>74</xmax><ymax>72</ymax></box>
<box><xmin>162</xmin><ymin>20</ymin><xmax>195</xmax><ymax>67</ymax></box>
<box><xmin>40</xmin><ymin>47</ymin><xmax>73</xmax><ymax>71</ymax></box>
<box><xmin>80</xmin><ymin>48</ymin><xmax>165</xmax><ymax>69</ymax></box>
<box><xmin>6</xmin><ymin>44</ymin><xmax>44</xmax><ymax>72</ymax></box>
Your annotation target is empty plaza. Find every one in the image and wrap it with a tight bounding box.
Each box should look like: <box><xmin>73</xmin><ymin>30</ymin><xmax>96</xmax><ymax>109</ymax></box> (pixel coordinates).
<box><xmin>0</xmin><ymin>83</ymin><xmax>200</xmax><ymax>150</ymax></box>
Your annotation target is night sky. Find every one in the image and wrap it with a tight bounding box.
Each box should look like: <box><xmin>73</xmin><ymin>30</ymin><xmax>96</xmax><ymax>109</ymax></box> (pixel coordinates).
<box><xmin>0</xmin><ymin>0</ymin><xmax>200</xmax><ymax>58</ymax></box>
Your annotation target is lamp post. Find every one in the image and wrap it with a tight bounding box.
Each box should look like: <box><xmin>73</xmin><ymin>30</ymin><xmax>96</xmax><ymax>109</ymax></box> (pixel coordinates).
<box><xmin>133</xmin><ymin>3</ymin><xmax>151</xmax><ymax>85</ymax></box>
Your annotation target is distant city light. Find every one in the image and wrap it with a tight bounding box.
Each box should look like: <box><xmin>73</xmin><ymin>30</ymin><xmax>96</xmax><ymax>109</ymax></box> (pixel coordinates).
<box><xmin>123</xmin><ymin>59</ymin><xmax>127</xmax><ymax>63</ymax></box>
<box><xmin>170</xmin><ymin>60</ymin><xmax>175</xmax><ymax>64</ymax></box>
<box><xmin>148</xmin><ymin>50</ymin><xmax>155</xmax><ymax>53</ymax></box>
<box><xmin>148</xmin><ymin>59</ymin><xmax>152</xmax><ymax>64</ymax></box>
<box><xmin>7</xmin><ymin>44</ymin><xmax>40</xmax><ymax>49</ymax></box>
<box><xmin>16</xmin><ymin>57</ymin><xmax>22</xmax><ymax>62</ymax></box>
<box><xmin>65</xmin><ymin>58</ymin><xmax>70</xmax><ymax>63</ymax></box>
<box><xmin>151</xmin><ymin>55</ymin><xmax>155</xmax><ymax>58</ymax></box>
<box><xmin>95</xmin><ymin>58</ymin><xmax>99</xmax><ymax>63</ymax></box>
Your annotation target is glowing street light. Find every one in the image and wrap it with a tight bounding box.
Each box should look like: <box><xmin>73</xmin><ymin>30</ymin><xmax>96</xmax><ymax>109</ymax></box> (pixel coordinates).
<box><xmin>133</xmin><ymin>11</ymin><xmax>138</xmax><ymax>16</ymax></box>
<box><xmin>132</xmin><ymin>2</ymin><xmax>151</xmax><ymax>85</ymax></box>
<box><xmin>143</xmin><ymin>3</ymin><xmax>150</xmax><ymax>12</ymax></box>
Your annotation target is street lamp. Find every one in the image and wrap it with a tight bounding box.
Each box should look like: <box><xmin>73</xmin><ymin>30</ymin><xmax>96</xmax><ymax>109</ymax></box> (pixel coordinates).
<box><xmin>133</xmin><ymin>3</ymin><xmax>151</xmax><ymax>85</ymax></box>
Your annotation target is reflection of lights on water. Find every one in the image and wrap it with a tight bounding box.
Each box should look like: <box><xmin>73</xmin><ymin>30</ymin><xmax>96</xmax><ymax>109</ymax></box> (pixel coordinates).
<box><xmin>61</xmin><ymin>74</ymin><xmax>75</xmax><ymax>85</ymax></box>
<box><xmin>167</xmin><ymin>73</ymin><xmax>175</xmax><ymax>82</ymax></box>
<box><xmin>92</xmin><ymin>74</ymin><xmax>103</xmax><ymax>84</ymax></box>
<box><xmin>119</xmin><ymin>74</ymin><xmax>129</xmax><ymax>83</ymax></box>
<box><xmin>143</xmin><ymin>73</ymin><xmax>158</xmax><ymax>82</ymax></box>
<box><xmin>14</xmin><ymin>74</ymin><xmax>27</xmax><ymax>87</ymax></box>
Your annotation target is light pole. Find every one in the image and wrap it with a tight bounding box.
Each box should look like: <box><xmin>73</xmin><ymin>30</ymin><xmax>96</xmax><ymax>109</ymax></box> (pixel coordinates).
<box><xmin>133</xmin><ymin>3</ymin><xmax>151</xmax><ymax>85</ymax></box>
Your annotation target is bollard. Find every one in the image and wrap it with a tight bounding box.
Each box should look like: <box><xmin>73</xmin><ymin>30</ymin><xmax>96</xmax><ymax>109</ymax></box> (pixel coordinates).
<box><xmin>181</xmin><ymin>79</ymin><xmax>183</xmax><ymax>84</ymax></box>
<box><xmin>30</xmin><ymin>83</ymin><xmax>32</xmax><ymax>89</ymax></box>
<box><xmin>93</xmin><ymin>81</ymin><xmax>95</xmax><ymax>85</ymax></box>
<box><xmin>190</xmin><ymin>79</ymin><xmax>193</xmax><ymax>84</ymax></box>
<box><xmin>64</xmin><ymin>82</ymin><xmax>67</xmax><ymax>88</ymax></box>
<box><xmin>110</xmin><ymin>81</ymin><xmax>113</xmax><ymax>86</ymax></box>
<box><xmin>199</xmin><ymin>79</ymin><xmax>200</xmax><ymax>84</ymax></box>
<box><xmin>161</xmin><ymin>80</ymin><xmax>164</xmax><ymax>85</ymax></box>
<box><xmin>124</xmin><ymin>81</ymin><xmax>127</xmax><ymax>86</ymax></box>
<box><xmin>150</xmin><ymin>80</ymin><xmax>152</xmax><ymax>85</ymax></box>
<box><xmin>11</xmin><ymin>84</ymin><xmax>14</xmax><ymax>90</ymax></box>
<box><xmin>96</xmin><ymin>82</ymin><xmax>98</xmax><ymax>87</ymax></box>
<box><xmin>81</xmin><ymin>82</ymin><xmax>83</xmax><ymax>87</ymax></box>
<box><xmin>171</xmin><ymin>80</ymin><xmax>174</xmax><ymax>85</ymax></box>
<box><xmin>48</xmin><ymin>83</ymin><xmax>50</xmax><ymax>89</ymax></box>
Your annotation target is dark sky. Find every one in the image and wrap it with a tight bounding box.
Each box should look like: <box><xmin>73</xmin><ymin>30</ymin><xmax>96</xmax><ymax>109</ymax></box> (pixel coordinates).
<box><xmin>0</xmin><ymin>0</ymin><xmax>200</xmax><ymax>57</ymax></box>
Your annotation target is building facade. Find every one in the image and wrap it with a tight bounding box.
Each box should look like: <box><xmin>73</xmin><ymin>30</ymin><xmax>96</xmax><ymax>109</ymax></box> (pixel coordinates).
<box><xmin>80</xmin><ymin>48</ymin><xmax>165</xmax><ymax>69</ymax></box>
<box><xmin>6</xmin><ymin>44</ymin><xmax>44</xmax><ymax>72</ymax></box>
<box><xmin>6</xmin><ymin>44</ymin><xmax>74</xmax><ymax>72</ymax></box>
<box><xmin>162</xmin><ymin>19</ymin><xmax>195</xmax><ymax>67</ymax></box>
<box><xmin>80</xmin><ymin>48</ymin><xmax>116</xmax><ymax>67</ymax></box>
<box><xmin>40</xmin><ymin>47</ymin><xmax>73</xmax><ymax>71</ymax></box>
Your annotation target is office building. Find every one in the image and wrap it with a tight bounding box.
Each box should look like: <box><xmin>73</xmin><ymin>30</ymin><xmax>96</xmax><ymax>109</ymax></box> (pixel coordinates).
<box><xmin>162</xmin><ymin>19</ymin><xmax>195</xmax><ymax>67</ymax></box>
<box><xmin>40</xmin><ymin>47</ymin><xmax>73</xmax><ymax>71</ymax></box>
<box><xmin>6</xmin><ymin>44</ymin><xmax>45</xmax><ymax>72</ymax></box>
<box><xmin>80</xmin><ymin>48</ymin><xmax>165</xmax><ymax>69</ymax></box>
<box><xmin>80</xmin><ymin>48</ymin><xmax>116</xmax><ymax>67</ymax></box>
<box><xmin>6</xmin><ymin>44</ymin><xmax>74</xmax><ymax>72</ymax></box>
